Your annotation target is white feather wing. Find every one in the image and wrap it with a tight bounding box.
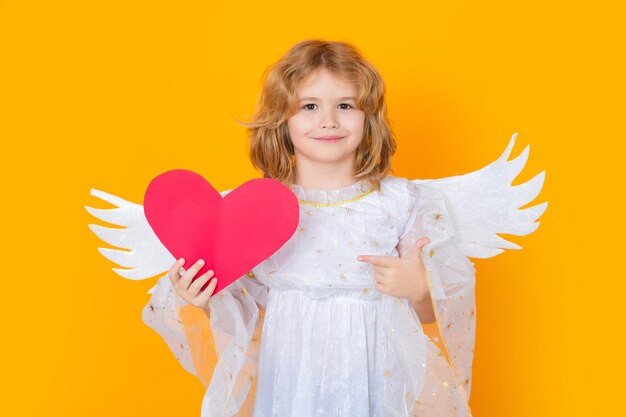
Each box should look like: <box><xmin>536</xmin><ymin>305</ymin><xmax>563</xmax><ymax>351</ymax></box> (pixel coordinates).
<box><xmin>85</xmin><ymin>188</ymin><xmax>176</xmax><ymax>293</ymax></box>
<box><xmin>412</xmin><ymin>132</ymin><xmax>548</xmax><ymax>258</ymax></box>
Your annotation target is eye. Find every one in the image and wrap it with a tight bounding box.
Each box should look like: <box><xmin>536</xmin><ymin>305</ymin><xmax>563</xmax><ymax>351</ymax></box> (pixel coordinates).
<box><xmin>302</xmin><ymin>103</ymin><xmax>317</xmax><ymax>110</ymax></box>
<box><xmin>339</xmin><ymin>103</ymin><xmax>354</xmax><ymax>110</ymax></box>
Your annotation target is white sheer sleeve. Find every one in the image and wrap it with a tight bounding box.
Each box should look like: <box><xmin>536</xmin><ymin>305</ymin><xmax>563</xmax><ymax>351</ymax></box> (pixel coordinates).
<box><xmin>142</xmin><ymin>270</ymin><xmax>268</xmax><ymax>417</ymax></box>
<box><xmin>397</xmin><ymin>183</ymin><xmax>477</xmax><ymax>414</ymax></box>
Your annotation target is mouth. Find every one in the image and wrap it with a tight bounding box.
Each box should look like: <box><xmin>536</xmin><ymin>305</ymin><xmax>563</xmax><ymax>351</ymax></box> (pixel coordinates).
<box><xmin>313</xmin><ymin>136</ymin><xmax>346</xmax><ymax>143</ymax></box>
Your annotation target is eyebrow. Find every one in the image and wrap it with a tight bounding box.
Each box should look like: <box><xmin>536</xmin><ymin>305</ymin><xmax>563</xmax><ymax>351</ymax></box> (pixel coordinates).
<box><xmin>298</xmin><ymin>96</ymin><xmax>357</xmax><ymax>101</ymax></box>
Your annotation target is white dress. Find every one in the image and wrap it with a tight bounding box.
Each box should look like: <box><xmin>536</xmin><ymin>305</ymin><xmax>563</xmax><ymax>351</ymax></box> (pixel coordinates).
<box><xmin>142</xmin><ymin>175</ymin><xmax>477</xmax><ymax>417</ymax></box>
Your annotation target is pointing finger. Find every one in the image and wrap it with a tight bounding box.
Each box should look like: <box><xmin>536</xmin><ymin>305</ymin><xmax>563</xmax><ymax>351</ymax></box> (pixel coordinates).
<box><xmin>357</xmin><ymin>255</ymin><xmax>398</xmax><ymax>268</ymax></box>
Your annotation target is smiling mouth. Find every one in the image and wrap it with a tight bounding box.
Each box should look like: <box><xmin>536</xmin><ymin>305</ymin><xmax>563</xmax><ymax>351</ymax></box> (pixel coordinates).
<box><xmin>313</xmin><ymin>136</ymin><xmax>346</xmax><ymax>142</ymax></box>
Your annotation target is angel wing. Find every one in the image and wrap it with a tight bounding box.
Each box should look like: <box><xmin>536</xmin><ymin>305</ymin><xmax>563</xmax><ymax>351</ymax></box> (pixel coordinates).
<box><xmin>85</xmin><ymin>188</ymin><xmax>176</xmax><ymax>294</ymax></box>
<box><xmin>412</xmin><ymin>132</ymin><xmax>548</xmax><ymax>258</ymax></box>
<box><xmin>85</xmin><ymin>187</ymin><xmax>235</xmax><ymax>294</ymax></box>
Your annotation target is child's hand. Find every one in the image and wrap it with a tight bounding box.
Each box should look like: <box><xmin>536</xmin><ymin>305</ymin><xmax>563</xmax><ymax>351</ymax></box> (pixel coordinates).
<box><xmin>167</xmin><ymin>258</ymin><xmax>218</xmax><ymax>310</ymax></box>
<box><xmin>357</xmin><ymin>238</ymin><xmax>431</xmax><ymax>304</ymax></box>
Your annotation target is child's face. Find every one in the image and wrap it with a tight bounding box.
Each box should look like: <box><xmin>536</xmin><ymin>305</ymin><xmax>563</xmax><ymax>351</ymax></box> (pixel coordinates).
<box><xmin>287</xmin><ymin>67</ymin><xmax>365</xmax><ymax>169</ymax></box>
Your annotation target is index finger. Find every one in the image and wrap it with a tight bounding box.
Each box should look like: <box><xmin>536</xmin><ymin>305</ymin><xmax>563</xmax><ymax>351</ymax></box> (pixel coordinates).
<box><xmin>168</xmin><ymin>258</ymin><xmax>185</xmax><ymax>283</ymax></box>
<box><xmin>356</xmin><ymin>255</ymin><xmax>399</xmax><ymax>268</ymax></box>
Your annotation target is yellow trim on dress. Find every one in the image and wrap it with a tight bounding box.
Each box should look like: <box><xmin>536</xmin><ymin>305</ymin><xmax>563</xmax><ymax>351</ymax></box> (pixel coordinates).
<box><xmin>297</xmin><ymin>189</ymin><xmax>375</xmax><ymax>207</ymax></box>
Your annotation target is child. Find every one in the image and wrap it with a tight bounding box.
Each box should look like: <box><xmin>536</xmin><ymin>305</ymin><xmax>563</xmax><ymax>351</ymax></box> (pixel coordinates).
<box><xmin>136</xmin><ymin>40</ymin><xmax>543</xmax><ymax>417</ymax></box>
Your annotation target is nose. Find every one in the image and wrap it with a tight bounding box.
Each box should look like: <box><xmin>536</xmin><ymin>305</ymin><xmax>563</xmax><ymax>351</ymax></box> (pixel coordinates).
<box><xmin>320</xmin><ymin>108</ymin><xmax>339</xmax><ymax>129</ymax></box>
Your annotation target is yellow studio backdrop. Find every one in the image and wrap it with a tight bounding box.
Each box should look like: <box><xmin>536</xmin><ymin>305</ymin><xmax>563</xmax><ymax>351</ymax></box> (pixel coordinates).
<box><xmin>0</xmin><ymin>1</ymin><xmax>622</xmax><ymax>416</ymax></box>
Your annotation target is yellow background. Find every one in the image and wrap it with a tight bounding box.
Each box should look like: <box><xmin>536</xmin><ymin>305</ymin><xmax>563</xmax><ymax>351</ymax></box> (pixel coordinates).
<box><xmin>1</xmin><ymin>1</ymin><xmax>622</xmax><ymax>416</ymax></box>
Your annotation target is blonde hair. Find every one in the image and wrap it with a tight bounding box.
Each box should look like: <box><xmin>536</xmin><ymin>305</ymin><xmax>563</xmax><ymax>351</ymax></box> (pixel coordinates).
<box><xmin>236</xmin><ymin>39</ymin><xmax>397</xmax><ymax>191</ymax></box>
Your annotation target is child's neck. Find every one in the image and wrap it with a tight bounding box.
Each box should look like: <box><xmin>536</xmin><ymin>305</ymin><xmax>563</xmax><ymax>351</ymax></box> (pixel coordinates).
<box><xmin>293</xmin><ymin>159</ymin><xmax>358</xmax><ymax>190</ymax></box>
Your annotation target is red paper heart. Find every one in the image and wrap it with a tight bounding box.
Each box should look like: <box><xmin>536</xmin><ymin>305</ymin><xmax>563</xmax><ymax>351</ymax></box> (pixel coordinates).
<box><xmin>143</xmin><ymin>169</ymin><xmax>299</xmax><ymax>294</ymax></box>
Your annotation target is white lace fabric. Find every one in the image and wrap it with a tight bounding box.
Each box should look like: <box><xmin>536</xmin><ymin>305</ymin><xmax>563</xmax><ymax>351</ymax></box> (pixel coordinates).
<box><xmin>142</xmin><ymin>175</ymin><xmax>477</xmax><ymax>417</ymax></box>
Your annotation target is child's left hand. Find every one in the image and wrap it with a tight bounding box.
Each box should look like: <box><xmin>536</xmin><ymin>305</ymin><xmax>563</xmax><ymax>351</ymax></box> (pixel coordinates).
<box><xmin>357</xmin><ymin>237</ymin><xmax>431</xmax><ymax>303</ymax></box>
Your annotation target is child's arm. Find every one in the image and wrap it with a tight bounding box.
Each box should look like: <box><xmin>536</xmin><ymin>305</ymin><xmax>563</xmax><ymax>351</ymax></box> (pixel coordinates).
<box><xmin>409</xmin><ymin>290</ymin><xmax>436</xmax><ymax>324</ymax></box>
<box><xmin>397</xmin><ymin>184</ymin><xmax>477</xmax><ymax>399</ymax></box>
